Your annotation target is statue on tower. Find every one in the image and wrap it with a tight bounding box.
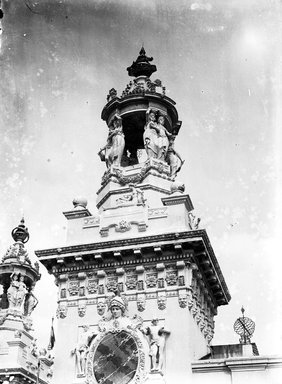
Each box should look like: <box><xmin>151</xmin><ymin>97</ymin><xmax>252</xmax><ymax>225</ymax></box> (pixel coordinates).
<box><xmin>166</xmin><ymin>134</ymin><xmax>185</xmax><ymax>179</ymax></box>
<box><xmin>143</xmin><ymin>108</ymin><xmax>172</xmax><ymax>161</ymax></box>
<box><xmin>156</xmin><ymin>114</ymin><xmax>172</xmax><ymax>161</ymax></box>
<box><xmin>145</xmin><ymin>318</ymin><xmax>170</xmax><ymax>373</ymax></box>
<box><xmin>7</xmin><ymin>273</ymin><xmax>28</xmax><ymax>311</ymax></box>
<box><xmin>72</xmin><ymin>325</ymin><xmax>94</xmax><ymax>376</ymax></box>
<box><xmin>98</xmin><ymin>113</ymin><xmax>125</xmax><ymax>168</ymax></box>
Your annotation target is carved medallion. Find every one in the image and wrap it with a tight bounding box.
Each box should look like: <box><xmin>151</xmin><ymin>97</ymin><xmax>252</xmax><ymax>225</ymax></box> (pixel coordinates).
<box><xmin>115</xmin><ymin>220</ymin><xmax>131</xmax><ymax>233</ymax></box>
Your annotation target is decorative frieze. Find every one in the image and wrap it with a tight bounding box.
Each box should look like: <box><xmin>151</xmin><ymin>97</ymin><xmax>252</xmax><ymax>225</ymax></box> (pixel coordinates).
<box><xmin>68</xmin><ymin>281</ymin><xmax>80</xmax><ymax>296</ymax></box>
<box><xmin>148</xmin><ymin>207</ymin><xmax>168</xmax><ymax>219</ymax></box>
<box><xmin>125</xmin><ymin>273</ymin><xmax>138</xmax><ymax>290</ymax></box>
<box><xmin>106</xmin><ymin>275</ymin><xmax>118</xmax><ymax>292</ymax></box>
<box><xmin>83</xmin><ymin>216</ymin><xmax>100</xmax><ymax>228</ymax></box>
<box><xmin>165</xmin><ymin>269</ymin><xmax>178</xmax><ymax>286</ymax></box>
<box><xmin>87</xmin><ymin>279</ymin><xmax>98</xmax><ymax>294</ymax></box>
<box><xmin>145</xmin><ymin>271</ymin><xmax>158</xmax><ymax>288</ymax></box>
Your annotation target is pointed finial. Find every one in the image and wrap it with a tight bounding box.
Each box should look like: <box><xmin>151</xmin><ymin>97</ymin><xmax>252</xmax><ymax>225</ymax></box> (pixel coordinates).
<box><xmin>241</xmin><ymin>306</ymin><xmax>245</xmax><ymax>316</ymax></box>
<box><xmin>139</xmin><ymin>46</ymin><xmax>146</xmax><ymax>56</ymax></box>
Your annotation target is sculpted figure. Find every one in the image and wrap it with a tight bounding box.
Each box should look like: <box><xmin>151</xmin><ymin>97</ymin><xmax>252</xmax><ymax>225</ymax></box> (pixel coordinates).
<box><xmin>30</xmin><ymin>338</ymin><xmax>39</xmax><ymax>358</ymax></box>
<box><xmin>166</xmin><ymin>135</ymin><xmax>184</xmax><ymax>179</ymax></box>
<box><xmin>72</xmin><ymin>326</ymin><xmax>92</xmax><ymax>375</ymax></box>
<box><xmin>108</xmin><ymin>295</ymin><xmax>128</xmax><ymax>324</ymax></box>
<box><xmin>156</xmin><ymin>115</ymin><xmax>171</xmax><ymax>161</ymax></box>
<box><xmin>17</xmin><ymin>275</ymin><xmax>28</xmax><ymax>310</ymax></box>
<box><xmin>143</xmin><ymin>109</ymin><xmax>159</xmax><ymax>159</ymax></box>
<box><xmin>157</xmin><ymin>295</ymin><xmax>167</xmax><ymax>311</ymax></box>
<box><xmin>188</xmin><ymin>212</ymin><xmax>201</xmax><ymax>230</ymax></box>
<box><xmin>98</xmin><ymin>114</ymin><xmax>125</xmax><ymax>168</ymax></box>
<box><xmin>7</xmin><ymin>273</ymin><xmax>19</xmax><ymax>309</ymax></box>
<box><xmin>78</xmin><ymin>305</ymin><xmax>86</xmax><ymax>317</ymax></box>
<box><xmin>143</xmin><ymin>109</ymin><xmax>172</xmax><ymax>161</ymax></box>
<box><xmin>146</xmin><ymin>318</ymin><xmax>170</xmax><ymax>372</ymax></box>
<box><xmin>97</xmin><ymin>301</ymin><xmax>106</xmax><ymax>316</ymax></box>
<box><xmin>116</xmin><ymin>184</ymin><xmax>146</xmax><ymax>207</ymax></box>
<box><xmin>24</xmin><ymin>285</ymin><xmax>38</xmax><ymax>316</ymax></box>
<box><xmin>137</xmin><ymin>296</ymin><xmax>146</xmax><ymax>312</ymax></box>
<box><xmin>178</xmin><ymin>294</ymin><xmax>188</xmax><ymax>309</ymax></box>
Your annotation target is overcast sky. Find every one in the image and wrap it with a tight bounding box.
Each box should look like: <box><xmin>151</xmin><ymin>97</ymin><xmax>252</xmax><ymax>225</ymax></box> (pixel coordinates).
<box><xmin>0</xmin><ymin>0</ymin><xmax>281</xmax><ymax>355</ymax></box>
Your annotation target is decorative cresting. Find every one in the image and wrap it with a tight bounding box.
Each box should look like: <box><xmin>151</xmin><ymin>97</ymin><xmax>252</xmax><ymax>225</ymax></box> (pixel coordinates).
<box><xmin>85</xmin><ymin>294</ymin><xmax>149</xmax><ymax>384</ymax></box>
<box><xmin>0</xmin><ymin>218</ymin><xmax>41</xmax><ymax>328</ymax></box>
<box><xmin>99</xmin><ymin>47</ymin><xmax>184</xmax><ymax>182</ymax></box>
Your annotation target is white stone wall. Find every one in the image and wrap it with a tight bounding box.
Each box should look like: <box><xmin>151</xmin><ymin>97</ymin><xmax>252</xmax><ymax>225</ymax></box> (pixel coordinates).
<box><xmin>192</xmin><ymin>356</ymin><xmax>282</xmax><ymax>384</ymax></box>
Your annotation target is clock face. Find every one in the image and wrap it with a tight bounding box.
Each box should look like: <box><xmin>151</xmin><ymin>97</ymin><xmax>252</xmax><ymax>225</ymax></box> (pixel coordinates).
<box><xmin>93</xmin><ymin>330</ymin><xmax>139</xmax><ymax>384</ymax></box>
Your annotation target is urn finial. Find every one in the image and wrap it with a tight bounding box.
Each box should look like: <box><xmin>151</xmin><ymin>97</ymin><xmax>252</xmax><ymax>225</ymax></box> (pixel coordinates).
<box><xmin>127</xmin><ymin>46</ymin><xmax>157</xmax><ymax>78</ymax></box>
<box><xmin>11</xmin><ymin>217</ymin><xmax>30</xmax><ymax>244</ymax></box>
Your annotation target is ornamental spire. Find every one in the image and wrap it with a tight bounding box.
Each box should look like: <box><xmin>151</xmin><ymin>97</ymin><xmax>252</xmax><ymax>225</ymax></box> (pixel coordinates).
<box><xmin>127</xmin><ymin>47</ymin><xmax>157</xmax><ymax>78</ymax></box>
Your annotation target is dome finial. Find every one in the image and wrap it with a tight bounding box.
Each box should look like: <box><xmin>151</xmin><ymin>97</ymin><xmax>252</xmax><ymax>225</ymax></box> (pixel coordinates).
<box><xmin>127</xmin><ymin>46</ymin><xmax>157</xmax><ymax>78</ymax></box>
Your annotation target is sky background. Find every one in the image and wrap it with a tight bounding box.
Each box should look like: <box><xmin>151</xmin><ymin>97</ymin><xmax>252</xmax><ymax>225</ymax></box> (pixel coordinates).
<box><xmin>0</xmin><ymin>0</ymin><xmax>281</xmax><ymax>355</ymax></box>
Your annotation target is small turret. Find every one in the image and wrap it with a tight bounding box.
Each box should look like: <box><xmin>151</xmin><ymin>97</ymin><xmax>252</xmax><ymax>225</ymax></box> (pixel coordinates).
<box><xmin>0</xmin><ymin>219</ymin><xmax>54</xmax><ymax>384</ymax></box>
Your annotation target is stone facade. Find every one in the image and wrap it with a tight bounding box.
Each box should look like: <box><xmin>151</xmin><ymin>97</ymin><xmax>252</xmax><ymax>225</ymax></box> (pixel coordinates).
<box><xmin>35</xmin><ymin>49</ymin><xmax>233</xmax><ymax>384</ymax></box>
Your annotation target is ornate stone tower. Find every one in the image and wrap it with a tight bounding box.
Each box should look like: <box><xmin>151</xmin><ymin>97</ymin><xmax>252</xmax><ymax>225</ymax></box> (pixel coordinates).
<box><xmin>36</xmin><ymin>48</ymin><xmax>230</xmax><ymax>384</ymax></box>
<box><xmin>0</xmin><ymin>219</ymin><xmax>53</xmax><ymax>384</ymax></box>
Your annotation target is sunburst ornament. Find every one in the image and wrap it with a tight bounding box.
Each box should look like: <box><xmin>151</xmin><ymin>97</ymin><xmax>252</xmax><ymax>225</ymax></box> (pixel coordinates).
<box><xmin>233</xmin><ymin>306</ymin><xmax>255</xmax><ymax>344</ymax></box>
